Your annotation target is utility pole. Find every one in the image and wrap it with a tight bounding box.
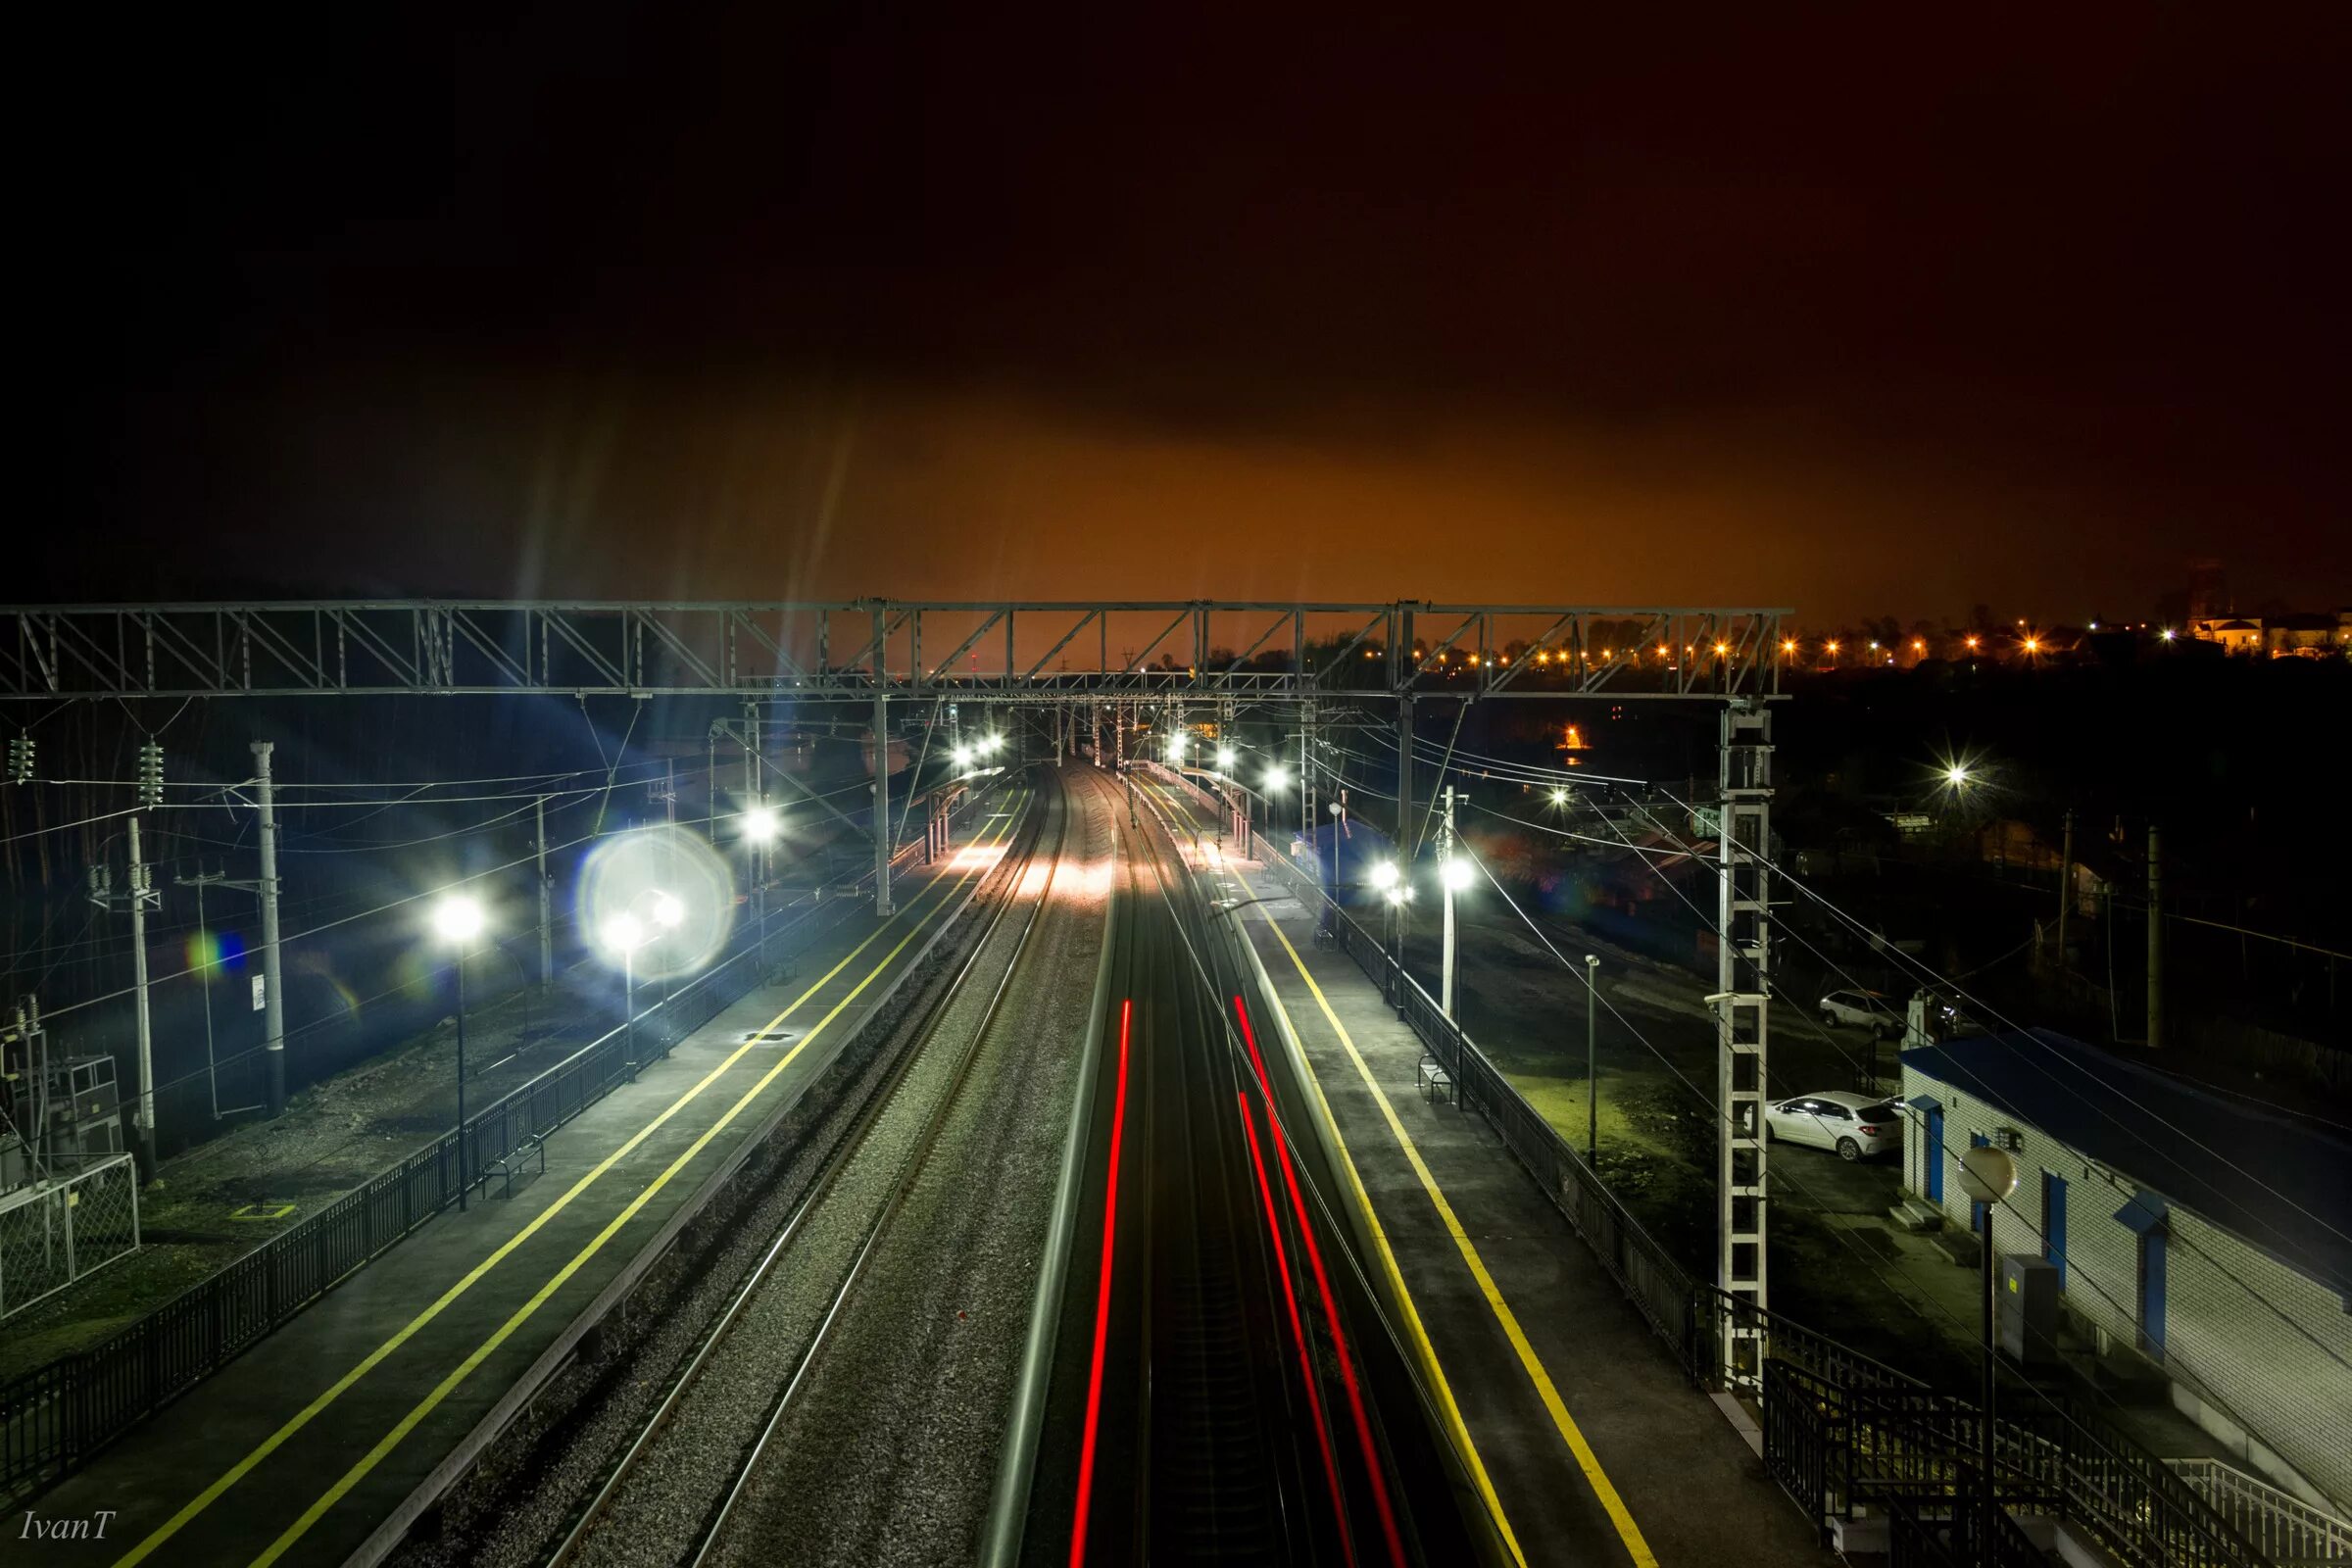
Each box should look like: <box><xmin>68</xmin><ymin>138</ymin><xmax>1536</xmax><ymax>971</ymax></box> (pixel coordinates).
<box><xmin>1586</xmin><ymin>953</ymin><xmax>1600</xmax><ymax>1167</ymax></box>
<box><xmin>7</xmin><ymin>997</ymin><xmax>51</xmax><ymax>1179</ymax></box>
<box><xmin>1300</xmin><ymin>701</ymin><xmax>1316</xmax><ymax>846</ymax></box>
<box><xmin>1714</xmin><ymin>699</ymin><xmax>1773</xmax><ymax>1388</ymax></box>
<box><xmin>89</xmin><ymin>816</ymin><xmax>162</xmax><ymax>1176</ymax></box>
<box><xmin>2055</xmin><ymin>808</ymin><xmax>2075</xmax><ymax>969</ymax></box>
<box><xmin>1439</xmin><ymin>785</ymin><xmax>1459</xmax><ymax>1019</ymax></box>
<box><xmin>872</xmin><ymin>686</ymin><xmax>894</xmax><ymax>916</ymax></box>
<box><xmin>534</xmin><ymin>796</ymin><xmax>553</xmax><ymax>990</ymax></box>
<box><xmin>253</xmin><ymin>742</ymin><xmax>287</xmax><ymax>1118</ymax></box>
<box><xmin>2147</xmin><ymin>822</ymin><xmax>2163</xmax><ymax>1050</ymax></box>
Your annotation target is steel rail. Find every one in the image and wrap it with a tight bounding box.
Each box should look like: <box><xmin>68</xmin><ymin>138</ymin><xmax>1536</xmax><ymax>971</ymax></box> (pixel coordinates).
<box><xmin>978</xmin><ymin>768</ymin><xmax>1126</xmax><ymax>1567</ymax></box>
<box><xmin>683</xmin><ymin>771</ymin><xmax>1079</xmax><ymax>1568</ymax></box>
<box><xmin>540</xmin><ymin>773</ymin><xmax>1062</xmax><ymax>1568</ymax></box>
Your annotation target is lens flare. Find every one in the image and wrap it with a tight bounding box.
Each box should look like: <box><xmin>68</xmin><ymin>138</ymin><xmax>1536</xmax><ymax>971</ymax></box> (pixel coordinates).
<box><xmin>578</xmin><ymin>825</ymin><xmax>734</xmax><ymax>980</ymax></box>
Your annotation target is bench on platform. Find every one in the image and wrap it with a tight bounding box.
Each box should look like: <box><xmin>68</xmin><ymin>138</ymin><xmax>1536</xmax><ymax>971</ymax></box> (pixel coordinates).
<box><xmin>476</xmin><ymin>1131</ymin><xmax>548</xmax><ymax>1200</ymax></box>
<box><xmin>1418</xmin><ymin>1056</ymin><xmax>1456</xmax><ymax>1106</ymax></box>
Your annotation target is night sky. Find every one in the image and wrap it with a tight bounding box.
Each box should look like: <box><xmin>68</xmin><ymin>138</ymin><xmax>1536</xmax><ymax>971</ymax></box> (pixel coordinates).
<box><xmin>30</xmin><ymin>6</ymin><xmax>2352</xmax><ymax>621</ymax></box>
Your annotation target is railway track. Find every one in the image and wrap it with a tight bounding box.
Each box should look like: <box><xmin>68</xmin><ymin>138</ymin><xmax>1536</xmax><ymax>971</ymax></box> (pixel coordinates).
<box><xmin>542</xmin><ymin>772</ymin><xmax>1076</xmax><ymax>1568</ymax></box>
<box><xmin>1010</xmin><ymin>766</ymin><xmax>1494</xmax><ymax>1567</ymax></box>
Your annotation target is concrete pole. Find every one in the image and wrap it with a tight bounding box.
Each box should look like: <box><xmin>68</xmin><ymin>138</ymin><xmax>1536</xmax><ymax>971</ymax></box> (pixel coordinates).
<box><xmin>873</xmin><ymin>687</ymin><xmax>894</xmax><ymax>916</ymax></box>
<box><xmin>1396</xmin><ymin>695</ymin><xmax>1416</xmax><ymax>857</ymax></box>
<box><xmin>127</xmin><ymin>815</ymin><xmax>156</xmax><ymax>1177</ymax></box>
<box><xmin>1586</xmin><ymin>953</ymin><xmax>1600</xmax><ymax>1168</ymax></box>
<box><xmin>2147</xmin><ymin>822</ymin><xmax>2163</xmax><ymax>1050</ymax></box>
<box><xmin>535</xmin><ymin>795</ymin><xmax>553</xmax><ymax>990</ymax></box>
<box><xmin>253</xmin><ymin>741</ymin><xmax>287</xmax><ymax>1117</ymax></box>
<box><xmin>454</xmin><ymin>949</ymin><xmax>468</xmax><ymax>1211</ymax></box>
<box><xmin>1440</xmin><ymin>785</ymin><xmax>1458</xmax><ymax>1020</ymax></box>
<box><xmin>2056</xmin><ymin>808</ymin><xmax>2075</xmax><ymax>969</ymax></box>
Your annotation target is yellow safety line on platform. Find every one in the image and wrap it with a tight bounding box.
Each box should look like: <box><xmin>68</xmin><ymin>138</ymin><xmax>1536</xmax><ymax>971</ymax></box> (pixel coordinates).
<box><xmin>1241</xmin><ymin>871</ymin><xmax>1661</xmax><ymax>1568</ymax></box>
<box><xmin>110</xmin><ymin>797</ymin><xmax>1027</xmax><ymax>1568</ymax></box>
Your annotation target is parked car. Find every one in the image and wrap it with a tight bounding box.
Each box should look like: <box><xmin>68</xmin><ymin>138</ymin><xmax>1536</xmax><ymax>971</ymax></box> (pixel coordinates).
<box><xmin>1817</xmin><ymin>987</ymin><xmax>1899</xmax><ymax>1037</ymax></box>
<box><xmin>1765</xmin><ymin>1092</ymin><xmax>1904</xmax><ymax>1160</ymax></box>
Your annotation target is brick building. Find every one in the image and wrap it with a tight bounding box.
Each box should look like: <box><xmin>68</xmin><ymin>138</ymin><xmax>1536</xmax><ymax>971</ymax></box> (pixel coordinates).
<box><xmin>1899</xmin><ymin>1030</ymin><xmax>2352</xmax><ymax>1513</ymax></box>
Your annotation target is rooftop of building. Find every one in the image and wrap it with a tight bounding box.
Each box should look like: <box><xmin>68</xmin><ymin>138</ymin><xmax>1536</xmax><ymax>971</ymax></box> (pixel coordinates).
<box><xmin>1900</xmin><ymin>1028</ymin><xmax>2352</xmax><ymax>1297</ymax></box>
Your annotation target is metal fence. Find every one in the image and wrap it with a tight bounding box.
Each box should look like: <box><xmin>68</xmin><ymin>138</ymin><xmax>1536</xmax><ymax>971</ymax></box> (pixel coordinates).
<box><xmin>0</xmin><ymin>1156</ymin><xmax>141</xmax><ymax>1322</ymax></box>
<box><xmin>0</xmin><ymin>782</ymin><xmax>992</xmax><ymax>1498</ymax></box>
<box><xmin>1762</xmin><ymin>1360</ymin><xmax>2272</xmax><ymax>1568</ymax></box>
<box><xmin>2166</xmin><ymin>1458</ymin><xmax>2352</xmax><ymax>1566</ymax></box>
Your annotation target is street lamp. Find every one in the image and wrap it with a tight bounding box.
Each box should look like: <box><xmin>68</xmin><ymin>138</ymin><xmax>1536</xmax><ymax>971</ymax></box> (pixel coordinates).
<box><xmin>1215</xmin><ymin>747</ymin><xmax>1237</xmax><ymax>772</ymax></box>
<box><xmin>1958</xmin><ymin>1143</ymin><xmax>2020</xmax><ymax>1544</ymax></box>
<box><xmin>431</xmin><ymin>894</ymin><xmax>486</xmax><ymax>1211</ymax></box>
<box><xmin>1945</xmin><ymin>764</ymin><xmax>1971</xmax><ymax>787</ymax></box>
<box><xmin>1369</xmin><ymin>859</ymin><xmax>1399</xmax><ymax>893</ymax></box>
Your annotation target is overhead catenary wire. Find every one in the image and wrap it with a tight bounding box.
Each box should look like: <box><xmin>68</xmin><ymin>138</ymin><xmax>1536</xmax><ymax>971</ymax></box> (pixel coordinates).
<box><xmin>1341</xmin><ymin>721</ymin><xmax>2352</xmax><ymax>1256</ymax></box>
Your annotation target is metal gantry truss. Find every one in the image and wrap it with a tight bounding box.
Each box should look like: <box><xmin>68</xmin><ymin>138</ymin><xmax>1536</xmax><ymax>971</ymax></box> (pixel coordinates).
<box><xmin>1</xmin><ymin>593</ymin><xmax>1784</xmax><ymax>1333</ymax></box>
<box><xmin>0</xmin><ymin>600</ymin><xmax>1786</xmax><ymax>702</ymax></box>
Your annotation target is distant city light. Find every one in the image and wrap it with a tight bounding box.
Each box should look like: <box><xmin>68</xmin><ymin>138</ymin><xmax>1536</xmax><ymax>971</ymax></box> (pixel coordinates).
<box><xmin>1550</xmin><ymin>787</ymin><xmax>1568</xmax><ymax>806</ymax></box>
<box><xmin>1945</xmin><ymin>765</ymin><xmax>1971</xmax><ymax>787</ymax></box>
<box><xmin>2161</xmin><ymin>628</ymin><xmax>2177</xmax><ymax>643</ymax></box>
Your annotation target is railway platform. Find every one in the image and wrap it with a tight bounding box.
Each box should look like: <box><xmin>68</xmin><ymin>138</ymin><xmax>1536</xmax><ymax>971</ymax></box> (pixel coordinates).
<box><xmin>18</xmin><ymin>792</ymin><xmax>1033</xmax><ymax>1568</ymax></box>
<box><xmin>1218</xmin><ymin>856</ymin><xmax>1833</xmax><ymax>1567</ymax></box>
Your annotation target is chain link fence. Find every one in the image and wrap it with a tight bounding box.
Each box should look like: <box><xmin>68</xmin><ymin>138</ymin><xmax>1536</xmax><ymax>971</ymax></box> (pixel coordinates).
<box><xmin>0</xmin><ymin>1155</ymin><xmax>141</xmax><ymax>1321</ymax></box>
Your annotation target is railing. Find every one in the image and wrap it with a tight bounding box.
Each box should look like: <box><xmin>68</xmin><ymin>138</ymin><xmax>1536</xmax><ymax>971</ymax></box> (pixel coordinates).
<box><xmin>0</xmin><ymin>779</ymin><xmax>1000</xmax><ymax>1498</ymax></box>
<box><xmin>2166</xmin><ymin>1458</ymin><xmax>2351</xmax><ymax>1566</ymax></box>
<box><xmin>1765</xmin><ymin>1361</ymin><xmax>2272</xmax><ymax>1568</ymax></box>
<box><xmin>1885</xmin><ymin>1494</ymin><xmax>1971</xmax><ymax>1568</ymax></box>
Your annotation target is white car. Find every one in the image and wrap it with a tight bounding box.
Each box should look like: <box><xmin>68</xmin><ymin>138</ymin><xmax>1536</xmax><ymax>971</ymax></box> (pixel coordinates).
<box><xmin>1765</xmin><ymin>1092</ymin><xmax>1904</xmax><ymax>1161</ymax></box>
<box><xmin>1818</xmin><ymin>987</ymin><xmax>1898</xmax><ymax>1038</ymax></box>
